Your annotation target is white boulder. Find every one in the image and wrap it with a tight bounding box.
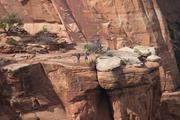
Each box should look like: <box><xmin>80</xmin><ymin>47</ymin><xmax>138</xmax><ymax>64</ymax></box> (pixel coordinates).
<box><xmin>147</xmin><ymin>55</ymin><xmax>161</xmax><ymax>62</ymax></box>
<box><xmin>134</xmin><ymin>46</ymin><xmax>156</xmax><ymax>56</ymax></box>
<box><xmin>96</xmin><ymin>56</ymin><xmax>122</xmax><ymax>71</ymax></box>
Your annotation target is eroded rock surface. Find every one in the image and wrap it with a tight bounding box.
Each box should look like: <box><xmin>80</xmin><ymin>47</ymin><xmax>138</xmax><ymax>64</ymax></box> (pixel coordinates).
<box><xmin>96</xmin><ymin>47</ymin><xmax>161</xmax><ymax>120</ymax></box>
<box><xmin>0</xmin><ymin>46</ymin><xmax>162</xmax><ymax>120</ymax></box>
<box><xmin>161</xmin><ymin>92</ymin><xmax>180</xmax><ymax>120</ymax></box>
<box><xmin>0</xmin><ymin>0</ymin><xmax>179</xmax><ymax>92</ymax></box>
<box><xmin>0</xmin><ymin>0</ymin><xmax>60</xmax><ymax>23</ymax></box>
<box><xmin>0</xmin><ymin>0</ymin><xmax>180</xmax><ymax>119</ymax></box>
<box><xmin>63</xmin><ymin>0</ymin><xmax>180</xmax><ymax>92</ymax></box>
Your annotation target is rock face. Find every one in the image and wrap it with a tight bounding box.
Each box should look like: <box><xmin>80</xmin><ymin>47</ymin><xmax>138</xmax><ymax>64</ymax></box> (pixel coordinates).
<box><xmin>60</xmin><ymin>0</ymin><xmax>180</xmax><ymax>92</ymax></box>
<box><xmin>42</xmin><ymin>61</ymin><xmax>113</xmax><ymax>120</ymax></box>
<box><xmin>0</xmin><ymin>0</ymin><xmax>60</xmax><ymax>23</ymax></box>
<box><xmin>0</xmin><ymin>61</ymin><xmax>112</xmax><ymax>120</ymax></box>
<box><xmin>161</xmin><ymin>92</ymin><xmax>180</xmax><ymax>120</ymax></box>
<box><xmin>0</xmin><ymin>66</ymin><xmax>17</xmax><ymax>120</ymax></box>
<box><xmin>157</xmin><ymin>0</ymin><xmax>180</xmax><ymax>71</ymax></box>
<box><xmin>0</xmin><ymin>47</ymin><xmax>162</xmax><ymax>120</ymax></box>
<box><xmin>0</xmin><ymin>0</ymin><xmax>180</xmax><ymax>91</ymax></box>
<box><xmin>0</xmin><ymin>0</ymin><xmax>180</xmax><ymax>120</ymax></box>
<box><xmin>0</xmin><ymin>63</ymin><xmax>71</xmax><ymax>119</ymax></box>
<box><xmin>96</xmin><ymin>48</ymin><xmax>162</xmax><ymax>120</ymax></box>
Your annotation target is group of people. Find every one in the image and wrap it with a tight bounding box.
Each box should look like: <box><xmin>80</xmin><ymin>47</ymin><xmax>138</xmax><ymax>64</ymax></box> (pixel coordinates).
<box><xmin>73</xmin><ymin>39</ymin><xmax>102</xmax><ymax>64</ymax></box>
<box><xmin>73</xmin><ymin>52</ymin><xmax>89</xmax><ymax>64</ymax></box>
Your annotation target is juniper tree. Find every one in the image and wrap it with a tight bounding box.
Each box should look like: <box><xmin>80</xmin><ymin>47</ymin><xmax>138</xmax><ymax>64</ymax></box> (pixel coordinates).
<box><xmin>0</xmin><ymin>13</ymin><xmax>23</xmax><ymax>35</ymax></box>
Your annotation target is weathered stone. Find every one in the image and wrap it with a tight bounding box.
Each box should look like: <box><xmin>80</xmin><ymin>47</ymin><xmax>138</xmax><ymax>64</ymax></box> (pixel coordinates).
<box><xmin>134</xmin><ymin>46</ymin><xmax>156</xmax><ymax>56</ymax></box>
<box><xmin>0</xmin><ymin>0</ymin><xmax>60</xmax><ymax>23</ymax></box>
<box><xmin>110</xmin><ymin>50</ymin><xmax>143</xmax><ymax>66</ymax></box>
<box><xmin>96</xmin><ymin>56</ymin><xmax>122</xmax><ymax>72</ymax></box>
<box><xmin>0</xmin><ymin>0</ymin><xmax>180</xmax><ymax>120</ymax></box>
<box><xmin>42</xmin><ymin>62</ymin><xmax>112</xmax><ymax>120</ymax></box>
<box><xmin>145</xmin><ymin>61</ymin><xmax>160</xmax><ymax>69</ymax></box>
<box><xmin>97</xmin><ymin>65</ymin><xmax>159</xmax><ymax>90</ymax></box>
<box><xmin>3</xmin><ymin>63</ymin><xmax>30</xmax><ymax>73</ymax></box>
<box><xmin>118</xmin><ymin>47</ymin><xmax>134</xmax><ymax>53</ymax></box>
<box><xmin>96</xmin><ymin>48</ymin><xmax>161</xmax><ymax>120</ymax></box>
<box><xmin>147</xmin><ymin>55</ymin><xmax>161</xmax><ymax>62</ymax></box>
<box><xmin>26</xmin><ymin>45</ymin><xmax>48</xmax><ymax>54</ymax></box>
<box><xmin>0</xmin><ymin>44</ymin><xmax>26</xmax><ymax>54</ymax></box>
<box><xmin>161</xmin><ymin>91</ymin><xmax>180</xmax><ymax>120</ymax></box>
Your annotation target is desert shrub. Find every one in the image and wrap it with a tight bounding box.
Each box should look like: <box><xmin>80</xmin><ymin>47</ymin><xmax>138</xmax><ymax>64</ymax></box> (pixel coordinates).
<box><xmin>0</xmin><ymin>13</ymin><xmax>23</xmax><ymax>34</ymax></box>
<box><xmin>42</xmin><ymin>26</ymin><xmax>48</xmax><ymax>32</ymax></box>
<box><xmin>6</xmin><ymin>38</ymin><xmax>18</xmax><ymax>45</ymax></box>
<box><xmin>84</xmin><ymin>41</ymin><xmax>103</xmax><ymax>54</ymax></box>
<box><xmin>36</xmin><ymin>26</ymin><xmax>48</xmax><ymax>34</ymax></box>
<box><xmin>84</xmin><ymin>44</ymin><xmax>92</xmax><ymax>53</ymax></box>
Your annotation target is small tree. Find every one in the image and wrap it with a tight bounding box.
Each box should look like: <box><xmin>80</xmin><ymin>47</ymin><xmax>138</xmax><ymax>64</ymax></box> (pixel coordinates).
<box><xmin>42</xmin><ymin>26</ymin><xmax>48</xmax><ymax>32</ymax></box>
<box><xmin>84</xmin><ymin>44</ymin><xmax>92</xmax><ymax>53</ymax></box>
<box><xmin>0</xmin><ymin>13</ymin><xmax>23</xmax><ymax>34</ymax></box>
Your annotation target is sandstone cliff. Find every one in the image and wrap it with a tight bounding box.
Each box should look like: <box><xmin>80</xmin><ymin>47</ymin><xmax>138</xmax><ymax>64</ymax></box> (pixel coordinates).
<box><xmin>53</xmin><ymin>0</ymin><xmax>180</xmax><ymax>92</ymax></box>
<box><xmin>0</xmin><ymin>0</ymin><xmax>180</xmax><ymax>120</ymax></box>
<box><xmin>0</xmin><ymin>0</ymin><xmax>60</xmax><ymax>23</ymax></box>
<box><xmin>0</xmin><ymin>46</ymin><xmax>162</xmax><ymax>120</ymax></box>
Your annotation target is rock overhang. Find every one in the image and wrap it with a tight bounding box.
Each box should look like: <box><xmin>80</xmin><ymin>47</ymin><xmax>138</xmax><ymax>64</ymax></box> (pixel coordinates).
<box><xmin>96</xmin><ymin>46</ymin><xmax>161</xmax><ymax>90</ymax></box>
<box><xmin>96</xmin><ymin>46</ymin><xmax>160</xmax><ymax>72</ymax></box>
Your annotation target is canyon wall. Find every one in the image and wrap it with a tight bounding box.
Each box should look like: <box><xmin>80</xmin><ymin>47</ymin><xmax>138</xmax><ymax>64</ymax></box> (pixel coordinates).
<box><xmin>1</xmin><ymin>0</ymin><xmax>180</xmax><ymax>120</ymax></box>
<box><xmin>157</xmin><ymin>0</ymin><xmax>180</xmax><ymax>70</ymax></box>
<box><xmin>0</xmin><ymin>0</ymin><xmax>60</xmax><ymax>23</ymax></box>
<box><xmin>63</xmin><ymin>0</ymin><xmax>180</xmax><ymax>91</ymax></box>
<box><xmin>0</xmin><ymin>49</ymin><xmax>162</xmax><ymax>120</ymax></box>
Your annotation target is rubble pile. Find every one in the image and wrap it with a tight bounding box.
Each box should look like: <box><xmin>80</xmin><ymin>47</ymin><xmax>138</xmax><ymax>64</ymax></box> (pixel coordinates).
<box><xmin>0</xmin><ymin>31</ymin><xmax>74</xmax><ymax>54</ymax></box>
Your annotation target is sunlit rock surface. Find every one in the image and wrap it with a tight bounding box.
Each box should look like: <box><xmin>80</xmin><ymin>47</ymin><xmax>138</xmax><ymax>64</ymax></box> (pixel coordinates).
<box><xmin>96</xmin><ymin>47</ymin><xmax>161</xmax><ymax>120</ymax></box>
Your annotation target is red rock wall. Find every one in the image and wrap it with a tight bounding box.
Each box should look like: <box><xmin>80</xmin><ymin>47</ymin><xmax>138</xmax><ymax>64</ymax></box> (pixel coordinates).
<box><xmin>0</xmin><ymin>0</ymin><xmax>179</xmax><ymax>92</ymax></box>
<box><xmin>42</xmin><ymin>63</ymin><xmax>113</xmax><ymax>120</ymax></box>
<box><xmin>64</xmin><ymin>0</ymin><xmax>180</xmax><ymax>91</ymax></box>
<box><xmin>0</xmin><ymin>0</ymin><xmax>60</xmax><ymax>23</ymax></box>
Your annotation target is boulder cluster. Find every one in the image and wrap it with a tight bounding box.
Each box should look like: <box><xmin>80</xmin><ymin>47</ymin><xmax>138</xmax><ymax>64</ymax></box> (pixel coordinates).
<box><xmin>96</xmin><ymin>46</ymin><xmax>161</xmax><ymax>72</ymax></box>
<box><xmin>0</xmin><ymin>31</ymin><xmax>74</xmax><ymax>54</ymax></box>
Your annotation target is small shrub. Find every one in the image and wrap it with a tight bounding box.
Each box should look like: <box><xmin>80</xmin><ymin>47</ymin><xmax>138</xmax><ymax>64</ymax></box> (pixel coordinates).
<box><xmin>84</xmin><ymin>44</ymin><xmax>92</xmax><ymax>53</ymax></box>
<box><xmin>6</xmin><ymin>38</ymin><xmax>18</xmax><ymax>45</ymax></box>
<box><xmin>42</xmin><ymin>26</ymin><xmax>48</xmax><ymax>32</ymax></box>
<box><xmin>0</xmin><ymin>13</ymin><xmax>23</xmax><ymax>34</ymax></box>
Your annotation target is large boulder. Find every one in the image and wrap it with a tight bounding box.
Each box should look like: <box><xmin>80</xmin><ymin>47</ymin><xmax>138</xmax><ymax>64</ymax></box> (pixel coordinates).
<box><xmin>96</xmin><ymin>47</ymin><xmax>161</xmax><ymax>90</ymax></box>
<box><xmin>96</xmin><ymin>56</ymin><xmax>122</xmax><ymax>72</ymax></box>
<box><xmin>134</xmin><ymin>46</ymin><xmax>156</xmax><ymax>56</ymax></box>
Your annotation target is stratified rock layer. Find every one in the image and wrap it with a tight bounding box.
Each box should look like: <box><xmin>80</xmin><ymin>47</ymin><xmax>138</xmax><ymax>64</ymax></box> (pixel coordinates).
<box><xmin>63</xmin><ymin>0</ymin><xmax>180</xmax><ymax>92</ymax></box>
<box><xmin>0</xmin><ymin>46</ymin><xmax>162</xmax><ymax>120</ymax></box>
<box><xmin>0</xmin><ymin>0</ymin><xmax>60</xmax><ymax>23</ymax></box>
<box><xmin>161</xmin><ymin>92</ymin><xmax>180</xmax><ymax>120</ymax></box>
<box><xmin>96</xmin><ymin>48</ymin><xmax>161</xmax><ymax>120</ymax></box>
<box><xmin>42</xmin><ymin>62</ymin><xmax>112</xmax><ymax>120</ymax></box>
<box><xmin>0</xmin><ymin>0</ymin><xmax>179</xmax><ymax>92</ymax></box>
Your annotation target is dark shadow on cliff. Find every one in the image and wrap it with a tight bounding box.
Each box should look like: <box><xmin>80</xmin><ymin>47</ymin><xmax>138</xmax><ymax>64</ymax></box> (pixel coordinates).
<box><xmin>31</xmin><ymin>64</ymin><xmax>65</xmax><ymax>110</ymax></box>
<box><xmin>157</xmin><ymin>0</ymin><xmax>180</xmax><ymax>75</ymax></box>
<box><xmin>98</xmin><ymin>88</ymin><xmax>114</xmax><ymax>120</ymax></box>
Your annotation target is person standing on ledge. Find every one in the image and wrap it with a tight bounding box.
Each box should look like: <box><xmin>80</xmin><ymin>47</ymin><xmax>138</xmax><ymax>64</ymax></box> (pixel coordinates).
<box><xmin>94</xmin><ymin>39</ymin><xmax>102</xmax><ymax>53</ymax></box>
<box><xmin>84</xmin><ymin>52</ymin><xmax>89</xmax><ymax>63</ymax></box>
<box><xmin>73</xmin><ymin>53</ymin><xmax>81</xmax><ymax>64</ymax></box>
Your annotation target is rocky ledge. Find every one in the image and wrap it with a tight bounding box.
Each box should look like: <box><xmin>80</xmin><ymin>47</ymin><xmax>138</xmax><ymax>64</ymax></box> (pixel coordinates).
<box><xmin>0</xmin><ymin>46</ymin><xmax>162</xmax><ymax>120</ymax></box>
<box><xmin>96</xmin><ymin>46</ymin><xmax>161</xmax><ymax>120</ymax></box>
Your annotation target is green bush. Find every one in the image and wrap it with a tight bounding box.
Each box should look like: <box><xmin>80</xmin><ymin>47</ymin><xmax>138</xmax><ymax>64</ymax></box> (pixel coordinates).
<box><xmin>0</xmin><ymin>13</ymin><xmax>23</xmax><ymax>34</ymax></box>
<box><xmin>6</xmin><ymin>38</ymin><xmax>18</xmax><ymax>45</ymax></box>
<box><xmin>42</xmin><ymin>26</ymin><xmax>48</xmax><ymax>32</ymax></box>
<box><xmin>84</xmin><ymin>44</ymin><xmax>92</xmax><ymax>53</ymax></box>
